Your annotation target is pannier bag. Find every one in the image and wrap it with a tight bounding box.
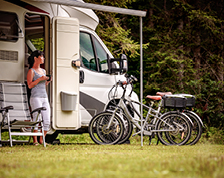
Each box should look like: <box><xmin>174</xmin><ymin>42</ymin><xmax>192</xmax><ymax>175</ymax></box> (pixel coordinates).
<box><xmin>162</xmin><ymin>95</ymin><xmax>187</xmax><ymax>108</ymax></box>
<box><xmin>174</xmin><ymin>94</ymin><xmax>195</xmax><ymax>107</ymax></box>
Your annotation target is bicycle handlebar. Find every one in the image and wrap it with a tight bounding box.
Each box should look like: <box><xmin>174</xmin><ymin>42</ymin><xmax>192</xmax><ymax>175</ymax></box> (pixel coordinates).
<box><xmin>117</xmin><ymin>75</ymin><xmax>138</xmax><ymax>86</ymax></box>
<box><xmin>114</xmin><ymin>75</ymin><xmax>138</xmax><ymax>98</ymax></box>
<box><xmin>108</xmin><ymin>74</ymin><xmax>138</xmax><ymax>101</ymax></box>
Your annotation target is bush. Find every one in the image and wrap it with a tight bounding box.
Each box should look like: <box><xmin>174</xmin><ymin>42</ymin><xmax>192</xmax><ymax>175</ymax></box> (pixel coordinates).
<box><xmin>201</xmin><ymin>127</ymin><xmax>224</xmax><ymax>144</ymax></box>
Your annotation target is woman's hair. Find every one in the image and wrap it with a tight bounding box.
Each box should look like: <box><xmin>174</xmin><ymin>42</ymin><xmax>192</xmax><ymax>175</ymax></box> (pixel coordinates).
<box><xmin>28</xmin><ymin>50</ymin><xmax>44</xmax><ymax>69</ymax></box>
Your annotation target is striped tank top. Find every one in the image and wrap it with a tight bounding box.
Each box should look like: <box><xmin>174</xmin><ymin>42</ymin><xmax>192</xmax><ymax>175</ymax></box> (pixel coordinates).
<box><xmin>31</xmin><ymin>68</ymin><xmax>48</xmax><ymax>98</ymax></box>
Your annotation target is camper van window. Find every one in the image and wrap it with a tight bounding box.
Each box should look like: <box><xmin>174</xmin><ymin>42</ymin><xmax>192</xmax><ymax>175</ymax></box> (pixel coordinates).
<box><xmin>80</xmin><ymin>32</ymin><xmax>97</xmax><ymax>71</ymax></box>
<box><xmin>92</xmin><ymin>36</ymin><xmax>109</xmax><ymax>73</ymax></box>
<box><xmin>0</xmin><ymin>11</ymin><xmax>19</xmax><ymax>42</ymax></box>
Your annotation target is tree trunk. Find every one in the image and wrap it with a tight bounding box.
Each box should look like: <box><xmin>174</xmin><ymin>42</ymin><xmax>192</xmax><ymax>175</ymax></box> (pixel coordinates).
<box><xmin>177</xmin><ymin>16</ymin><xmax>184</xmax><ymax>90</ymax></box>
<box><xmin>217</xmin><ymin>24</ymin><xmax>224</xmax><ymax>82</ymax></box>
<box><xmin>193</xmin><ymin>34</ymin><xmax>201</xmax><ymax>80</ymax></box>
<box><xmin>148</xmin><ymin>1</ymin><xmax>154</xmax><ymax>28</ymax></box>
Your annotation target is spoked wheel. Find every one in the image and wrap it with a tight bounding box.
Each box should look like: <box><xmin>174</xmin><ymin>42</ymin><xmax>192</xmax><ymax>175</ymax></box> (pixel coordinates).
<box><xmin>117</xmin><ymin>113</ymin><xmax>133</xmax><ymax>144</ymax></box>
<box><xmin>156</xmin><ymin>112</ymin><xmax>192</xmax><ymax>146</ymax></box>
<box><xmin>88</xmin><ymin>111</ymin><xmax>124</xmax><ymax>145</ymax></box>
<box><xmin>184</xmin><ymin>110</ymin><xmax>203</xmax><ymax>145</ymax></box>
<box><xmin>106</xmin><ymin>106</ymin><xmax>133</xmax><ymax>144</ymax></box>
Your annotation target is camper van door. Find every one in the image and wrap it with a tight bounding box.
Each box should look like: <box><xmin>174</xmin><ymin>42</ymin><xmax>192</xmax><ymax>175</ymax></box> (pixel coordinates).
<box><xmin>52</xmin><ymin>16</ymin><xmax>80</xmax><ymax>130</ymax></box>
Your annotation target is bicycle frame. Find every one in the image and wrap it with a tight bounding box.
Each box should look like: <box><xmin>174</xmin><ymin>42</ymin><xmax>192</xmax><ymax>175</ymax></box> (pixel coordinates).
<box><xmin>106</xmin><ymin>92</ymin><xmax>186</xmax><ymax>136</ymax></box>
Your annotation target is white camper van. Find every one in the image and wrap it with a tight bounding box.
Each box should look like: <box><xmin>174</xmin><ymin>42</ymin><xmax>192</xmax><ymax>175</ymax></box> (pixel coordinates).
<box><xmin>0</xmin><ymin>0</ymin><xmax>139</xmax><ymax>143</ymax></box>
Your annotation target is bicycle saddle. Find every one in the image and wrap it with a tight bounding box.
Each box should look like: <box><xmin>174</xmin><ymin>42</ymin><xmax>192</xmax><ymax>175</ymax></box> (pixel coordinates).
<box><xmin>146</xmin><ymin>95</ymin><xmax>162</xmax><ymax>100</ymax></box>
<box><xmin>156</xmin><ymin>92</ymin><xmax>172</xmax><ymax>96</ymax></box>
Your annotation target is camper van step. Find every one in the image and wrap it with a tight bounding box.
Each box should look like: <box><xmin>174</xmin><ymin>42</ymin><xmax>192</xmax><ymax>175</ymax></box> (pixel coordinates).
<box><xmin>81</xmin><ymin>121</ymin><xmax>89</xmax><ymax>126</ymax></box>
<box><xmin>10</xmin><ymin>132</ymin><xmax>43</xmax><ymax>136</ymax></box>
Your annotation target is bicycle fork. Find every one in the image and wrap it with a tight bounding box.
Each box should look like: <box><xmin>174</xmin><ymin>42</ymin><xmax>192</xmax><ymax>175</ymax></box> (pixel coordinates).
<box><xmin>106</xmin><ymin>100</ymin><xmax>123</xmax><ymax>130</ymax></box>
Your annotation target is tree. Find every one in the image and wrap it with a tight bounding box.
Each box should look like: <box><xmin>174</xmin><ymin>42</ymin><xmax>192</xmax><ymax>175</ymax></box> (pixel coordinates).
<box><xmin>84</xmin><ymin>0</ymin><xmax>143</xmax><ymax>58</ymax></box>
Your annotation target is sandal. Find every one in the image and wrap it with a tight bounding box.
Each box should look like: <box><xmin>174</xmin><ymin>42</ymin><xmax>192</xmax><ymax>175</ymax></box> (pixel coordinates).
<box><xmin>33</xmin><ymin>142</ymin><xmax>39</xmax><ymax>146</ymax></box>
<box><xmin>39</xmin><ymin>142</ymin><xmax>50</xmax><ymax>146</ymax></box>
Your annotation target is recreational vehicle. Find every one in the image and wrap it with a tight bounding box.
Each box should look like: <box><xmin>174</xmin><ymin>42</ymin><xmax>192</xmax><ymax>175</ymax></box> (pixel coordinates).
<box><xmin>0</xmin><ymin>0</ymin><xmax>140</xmax><ymax>143</ymax></box>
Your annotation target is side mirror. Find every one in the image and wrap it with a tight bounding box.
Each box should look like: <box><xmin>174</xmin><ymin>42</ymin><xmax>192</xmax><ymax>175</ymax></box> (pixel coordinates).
<box><xmin>120</xmin><ymin>54</ymin><xmax>128</xmax><ymax>74</ymax></box>
<box><xmin>108</xmin><ymin>54</ymin><xmax>128</xmax><ymax>75</ymax></box>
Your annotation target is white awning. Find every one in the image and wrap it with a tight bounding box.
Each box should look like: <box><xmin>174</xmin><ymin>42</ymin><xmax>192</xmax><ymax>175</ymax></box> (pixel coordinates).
<box><xmin>31</xmin><ymin>0</ymin><xmax>147</xmax><ymax>17</ymax></box>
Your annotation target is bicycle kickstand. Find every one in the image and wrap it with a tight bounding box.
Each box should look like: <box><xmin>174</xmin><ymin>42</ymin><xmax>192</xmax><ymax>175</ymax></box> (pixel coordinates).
<box><xmin>149</xmin><ymin>133</ymin><xmax>155</xmax><ymax>145</ymax></box>
<box><xmin>156</xmin><ymin>137</ymin><xmax>160</xmax><ymax>145</ymax></box>
<box><xmin>149</xmin><ymin>136</ymin><xmax>152</xmax><ymax>145</ymax></box>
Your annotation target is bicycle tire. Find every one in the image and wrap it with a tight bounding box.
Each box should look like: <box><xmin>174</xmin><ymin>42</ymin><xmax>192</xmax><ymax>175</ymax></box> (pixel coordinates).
<box><xmin>156</xmin><ymin>111</ymin><xmax>192</xmax><ymax>146</ymax></box>
<box><xmin>184</xmin><ymin>110</ymin><xmax>203</xmax><ymax>145</ymax></box>
<box><xmin>88</xmin><ymin>111</ymin><xmax>124</xmax><ymax>145</ymax></box>
<box><xmin>117</xmin><ymin>113</ymin><xmax>133</xmax><ymax>144</ymax></box>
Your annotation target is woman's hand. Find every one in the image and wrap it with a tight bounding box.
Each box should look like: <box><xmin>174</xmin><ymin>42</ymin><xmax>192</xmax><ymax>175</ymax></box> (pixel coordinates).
<box><xmin>46</xmin><ymin>75</ymin><xmax>52</xmax><ymax>85</ymax></box>
<box><xmin>39</xmin><ymin>75</ymin><xmax>49</xmax><ymax>81</ymax></box>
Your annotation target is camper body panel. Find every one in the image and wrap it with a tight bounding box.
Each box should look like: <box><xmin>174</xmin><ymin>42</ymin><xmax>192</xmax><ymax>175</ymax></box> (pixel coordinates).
<box><xmin>0</xmin><ymin>1</ymin><xmax>25</xmax><ymax>82</ymax></box>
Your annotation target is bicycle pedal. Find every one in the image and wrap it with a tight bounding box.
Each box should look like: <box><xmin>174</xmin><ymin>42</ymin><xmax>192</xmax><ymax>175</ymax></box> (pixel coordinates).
<box><xmin>132</xmin><ymin>131</ymin><xmax>141</xmax><ymax>137</ymax></box>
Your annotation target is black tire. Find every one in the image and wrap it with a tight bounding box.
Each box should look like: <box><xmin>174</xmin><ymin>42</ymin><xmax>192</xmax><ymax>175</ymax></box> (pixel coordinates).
<box><xmin>45</xmin><ymin>131</ymin><xmax>58</xmax><ymax>144</ymax></box>
<box><xmin>88</xmin><ymin>111</ymin><xmax>124</xmax><ymax>145</ymax></box>
<box><xmin>156</xmin><ymin>112</ymin><xmax>192</xmax><ymax>146</ymax></box>
<box><xmin>117</xmin><ymin>113</ymin><xmax>133</xmax><ymax>144</ymax></box>
<box><xmin>184</xmin><ymin>110</ymin><xmax>203</xmax><ymax>145</ymax></box>
<box><xmin>106</xmin><ymin>104</ymin><xmax>133</xmax><ymax>144</ymax></box>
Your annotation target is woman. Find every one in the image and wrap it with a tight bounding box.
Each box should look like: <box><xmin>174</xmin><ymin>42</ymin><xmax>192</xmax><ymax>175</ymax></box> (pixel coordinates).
<box><xmin>27</xmin><ymin>50</ymin><xmax>51</xmax><ymax>145</ymax></box>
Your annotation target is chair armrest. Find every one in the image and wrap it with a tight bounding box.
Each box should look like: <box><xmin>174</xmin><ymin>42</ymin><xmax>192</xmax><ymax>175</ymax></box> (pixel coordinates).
<box><xmin>0</xmin><ymin>106</ymin><xmax>14</xmax><ymax>113</ymax></box>
<box><xmin>30</xmin><ymin>107</ymin><xmax>46</xmax><ymax>114</ymax></box>
<box><xmin>0</xmin><ymin>106</ymin><xmax>13</xmax><ymax>127</ymax></box>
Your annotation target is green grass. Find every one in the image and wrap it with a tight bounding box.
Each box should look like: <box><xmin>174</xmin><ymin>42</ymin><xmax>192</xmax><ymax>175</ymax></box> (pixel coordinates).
<box><xmin>0</xmin><ymin>134</ymin><xmax>224</xmax><ymax>178</ymax></box>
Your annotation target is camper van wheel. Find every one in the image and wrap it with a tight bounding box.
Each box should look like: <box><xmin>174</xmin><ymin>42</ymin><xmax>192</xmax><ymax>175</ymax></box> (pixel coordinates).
<box><xmin>45</xmin><ymin>132</ymin><xmax>59</xmax><ymax>144</ymax></box>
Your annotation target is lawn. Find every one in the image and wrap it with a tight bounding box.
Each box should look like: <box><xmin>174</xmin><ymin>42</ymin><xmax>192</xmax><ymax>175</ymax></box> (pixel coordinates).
<box><xmin>0</xmin><ymin>134</ymin><xmax>224</xmax><ymax>178</ymax></box>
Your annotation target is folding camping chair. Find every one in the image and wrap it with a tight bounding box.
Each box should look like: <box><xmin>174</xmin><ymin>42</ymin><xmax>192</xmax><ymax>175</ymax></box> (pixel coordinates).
<box><xmin>0</xmin><ymin>81</ymin><xmax>46</xmax><ymax>147</ymax></box>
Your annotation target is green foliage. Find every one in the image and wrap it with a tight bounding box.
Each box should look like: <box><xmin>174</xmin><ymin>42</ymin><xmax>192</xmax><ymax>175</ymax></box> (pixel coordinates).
<box><xmin>202</xmin><ymin>127</ymin><xmax>224</xmax><ymax>144</ymax></box>
<box><xmin>85</xmin><ymin>0</ymin><xmax>149</xmax><ymax>58</ymax></box>
<box><xmin>1</xmin><ymin>132</ymin><xmax>29</xmax><ymax>141</ymax></box>
<box><xmin>97</xmin><ymin>24</ymin><xmax>142</xmax><ymax>58</ymax></box>
<box><xmin>31</xmin><ymin>38</ymin><xmax>44</xmax><ymax>51</ymax></box>
<box><xmin>142</xmin><ymin>0</ymin><xmax>224</xmax><ymax>127</ymax></box>
<box><xmin>57</xmin><ymin>133</ymin><xmax>93</xmax><ymax>144</ymax></box>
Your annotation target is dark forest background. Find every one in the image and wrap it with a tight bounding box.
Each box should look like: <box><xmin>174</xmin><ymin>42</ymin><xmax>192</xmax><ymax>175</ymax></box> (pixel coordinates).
<box><xmin>85</xmin><ymin>0</ymin><xmax>224</xmax><ymax>131</ymax></box>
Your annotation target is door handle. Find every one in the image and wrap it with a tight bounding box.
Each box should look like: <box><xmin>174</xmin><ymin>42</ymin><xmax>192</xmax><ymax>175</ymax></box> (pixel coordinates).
<box><xmin>72</xmin><ymin>60</ymin><xmax>80</xmax><ymax>68</ymax></box>
<box><xmin>79</xmin><ymin>70</ymin><xmax>84</xmax><ymax>83</ymax></box>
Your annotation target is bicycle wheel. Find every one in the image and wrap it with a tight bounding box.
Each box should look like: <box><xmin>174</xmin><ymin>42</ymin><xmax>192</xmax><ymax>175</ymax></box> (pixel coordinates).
<box><xmin>88</xmin><ymin>111</ymin><xmax>124</xmax><ymax>145</ymax></box>
<box><xmin>156</xmin><ymin>111</ymin><xmax>192</xmax><ymax>146</ymax></box>
<box><xmin>184</xmin><ymin>110</ymin><xmax>203</xmax><ymax>145</ymax></box>
<box><xmin>106</xmin><ymin>107</ymin><xmax>133</xmax><ymax>144</ymax></box>
<box><xmin>117</xmin><ymin>113</ymin><xmax>133</xmax><ymax>144</ymax></box>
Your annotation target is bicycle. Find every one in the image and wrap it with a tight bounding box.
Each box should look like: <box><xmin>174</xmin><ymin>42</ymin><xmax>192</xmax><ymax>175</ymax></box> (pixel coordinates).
<box><xmin>156</xmin><ymin>92</ymin><xmax>204</xmax><ymax>145</ymax></box>
<box><xmin>88</xmin><ymin>75</ymin><xmax>193</xmax><ymax>145</ymax></box>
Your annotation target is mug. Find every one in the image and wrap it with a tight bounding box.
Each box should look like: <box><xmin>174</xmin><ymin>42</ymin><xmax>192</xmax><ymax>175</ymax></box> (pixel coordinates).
<box><xmin>46</xmin><ymin>74</ymin><xmax>51</xmax><ymax>81</ymax></box>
